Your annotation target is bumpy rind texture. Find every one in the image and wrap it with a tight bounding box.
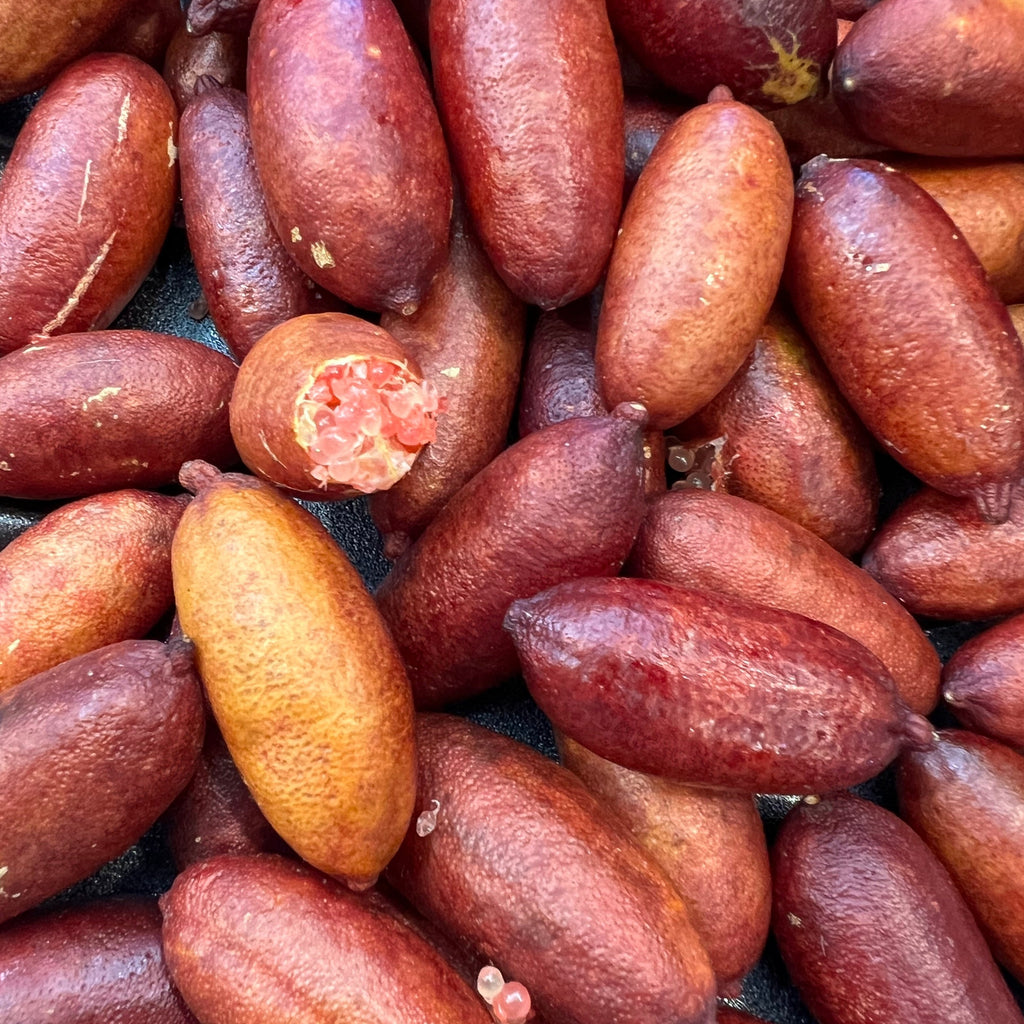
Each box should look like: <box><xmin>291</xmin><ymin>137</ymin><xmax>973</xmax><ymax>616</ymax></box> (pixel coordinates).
<box><xmin>0</xmin><ymin>54</ymin><xmax>177</xmax><ymax>353</ymax></box>
<box><xmin>385</xmin><ymin>715</ymin><xmax>717</xmax><ymax>1024</ymax></box>
<box><xmin>375</xmin><ymin>406</ymin><xmax>648</xmax><ymax>708</ymax></box>
<box><xmin>677</xmin><ymin>307</ymin><xmax>879</xmax><ymax>556</ymax></box>
<box><xmin>898</xmin><ymin>730</ymin><xmax>1024</xmax><ymax>982</ymax></box>
<box><xmin>370</xmin><ymin>204</ymin><xmax>525</xmax><ymax>554</ymax></box>
<box><xmin>0</xmin><ymin>0</ymin><xmax>134</xmax><ymax>101</ymax></box>
<box><xmin>506</xmin><ymin>576</ymin><xmax>931</xmax><ymax>794</ymax></box>
<box><xmin>785</xmin><ymin>157</ymin><xmax>1024</xmax><ymax>518</ymax></box>
<box><xmin>943</xmin><ymin>613</ymin><xmax>1024</xmax><ymax>748</ymax></box>
<box><xmin>608</xmin><ymin>0</ymin><xmax>836</xmax><ymax>107</ymax></box>
<box><xmin>171</xmin><ymin>468</ymin><xmax>416</xmax><ymax>888</ymax></box>
<box><xmin>557</xmin><ymin>734</ymin><xmax>771</xmax><ymax>993</ymax></box>
<box><xmin>0</xmin><ymin>330</ymin><xmax>237</xmax><ymax>499</ymax></box>
<box><xmin>861</xmin><ymin>481</ymin><xmax>1024</xmax><ymax>619</ymax></box>
<box><xmin>629</xmin><ymin>488</ymin><xmax>940</xmax><ymax>713</ymax></box>
<box><xmin>772</xmin><ymin>792</ymin><xmax>1024</xmax><ymax>1024</ymax></box>
<box><xmin>832</xmin><ymin>0</ymin><xmax>1024</xmax><ymax>157</ymax></box>
<box><xmin>0</xmin><ymin>640</ymin><xmax>205</xmax><ymax>925</ymax></box>
<box><xmin>888</xmin><ymin>157</ymin><xmax>1024</xmax><ymax>304</ymax></box>
<box><xmin>179</xmin><ymin>86</ymin><xmax>332</xmax><ymax>360</ymax></box>
<box><xmin>0</xmin><ymin>490</ymin><xmax>184</xmax><ymax>692</ymax></box>
<box><xmin>596</xmin><ymin>99</ymin><xmax>794</xmax><ymax>430</ymax></box>
<box><xmin>247</xmin><ymin>0</ymin><xmax>452</xmax><ymax>313</ymax></box>
<box><xmin>166</xmin><ymin>725</ymin><xmax>284</xmax><ymax>871</ymax></box>
<box><xmin>430</xmin><ymin>0</ymin><xmax>624</xmax><ymax>309</ymax></box>
<box><xmin>161</xmin><ymin>854</ymin><xmax>493</xmax><ymax>1024</ymax></box>
<box><xmin>517</xmin><ymin>303</ymin><xmax>609</xmax><ymax>436</ymax></box>
<box><xmin>0</xmin><ymin>898</ymin><xmax>198</xmax><ymax>1024</ymax></box>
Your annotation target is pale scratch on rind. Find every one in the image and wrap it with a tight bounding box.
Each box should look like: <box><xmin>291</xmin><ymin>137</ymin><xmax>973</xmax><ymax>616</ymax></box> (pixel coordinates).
<box><xmin>167</xmin><ymin>123</ymin><xmax>177</xmax><ymax>167</ymax></box>
<box><xmin>82</xmin><ymin>386</ymin><xmax>122</xmax><ymax>410</ymax></box>
<box><xmin>310</xmin><ymin>240</ymin><xmax>335</xmax><ymax>268</ymax></box>
<box><xmin>77</xmin><ymin>159</ymin><xmax>92</xmax><ymax>225</ymax></box>
<box><xmin>117</xmin><ymin>94</ymin><xmax>131</xmax><ymax>142</ymax></box>
<box><xmin>41</xmin><ymin>230</ymin><xmax>118</xmax><ymax>335</ymax></box>
<box><xmin>259</xmin><ymin>431</ymin><xmax>286</xmax><ymax>467</ymax></box>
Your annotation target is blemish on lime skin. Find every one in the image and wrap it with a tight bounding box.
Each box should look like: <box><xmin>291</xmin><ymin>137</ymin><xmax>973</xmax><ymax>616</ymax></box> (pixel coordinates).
<box><xmin>760</xmin><ymin>36</ymin><xmax>821</xmax><ymax>105</ymax></box>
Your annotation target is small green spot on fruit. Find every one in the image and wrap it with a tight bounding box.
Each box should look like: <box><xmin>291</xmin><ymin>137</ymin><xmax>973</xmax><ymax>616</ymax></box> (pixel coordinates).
<box><xmin>761</xmin><ymin>36</ymin><xmax>821</xmax><ymax>105</ymax></box>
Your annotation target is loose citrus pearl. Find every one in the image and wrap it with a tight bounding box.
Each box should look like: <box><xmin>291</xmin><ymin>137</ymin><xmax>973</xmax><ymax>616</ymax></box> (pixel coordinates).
<box><xmin>492</xmin><ymin>981</ymin><xmax>531</xmax><ymax>1024</ymax></box>
<box><xmin>415</xmin><ymin>799</ymin><xmax>440</xmax><ymax>837</ymax></box>
<box><xmin>476</xmin><ymin>965</ymin><xmax>505</xmax><ymax>1004</ymax></box>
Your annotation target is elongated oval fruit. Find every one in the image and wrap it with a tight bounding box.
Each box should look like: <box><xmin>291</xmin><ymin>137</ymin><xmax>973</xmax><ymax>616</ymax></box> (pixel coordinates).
<box><xmin>629</xmin><ymin>489</ymin><xmax>940</xmax><ymax>713</ymax></box>
<box><xmin>506</xmin><ymin>577</ymin><xmax>932</xmax><ymax>794</ymax></box>
<box><xmin>0</xmin><ymin>330</ymin><xmax>237</xmax><ymax>499</ymax></box>
<box><xmin>376</xmin><ymin>404</ymin><xmax>648</xmax><ymax>709</ymax></box>
<box><xmin>557</xmin><ymin>733</ymin><xmax>770</xmax><ymax>995</ymax></box>
<box><xmin>0</xmin><ymin>53</ymin><xmax>177</xmax><ymax>354</ymax></box>
<box><xmin>861</xmin><ymin>481</ymin><xmax>1024</xmax><ymax>620</ymax></box>
<box><xmin>179</xmin><ymin>84</ymin><xmax>333</xmax><ymax>361</ymax></box>
<box><xmin>430</xmin><ymin>0</ymin><xmax>623</xmax><ymax>308</ymax></box>
<box><xmin>0</xmin><ymin>639</ymin><xmax>204</xmax><ymax>925</ymax></box>
<box><xmin>943</xmin><ymin>613</ymin><xmax>1024</xmax><ymax>748</ymax></box>
<box><xmin>247</xmin><ymin>0</ymin><xmax>452</xmax><ymax>313</ymax></box>
<box><xmin>832</xmin><ymin>0</ymin><xmax>1024</xmax><ymax>157</ymax></box>
<box><xmin>0</xmin><ymin>489</ymin><xmax>184</xmax><ymax>693</ymax></box>
<box><xmin>229</xmin><ymin>313</ymin><xmax>441</xmax><ymax>500</ymax></box>
<box><xmin>607</xmin><ymin>0</ymin><xmax>836</xmax><ymax>107</ymax></box>
<box><xmin>898</xmin><ymin>730</ymin><xmax>1024</xmax><ymax>982</ymax></box>
<box><xmin>596</xmin><ymin>95</ymin><xmax>793</xmax><ymax>429</ymax></box>
<box><xmin>673</xmin><ymin>307</ymin><xmax>879</xmax><ymax>556</ymax></box>
<box><xmin>0</xmin><ymin>0</ymin><xmax>133</xmax><ymax>101</ymax></box>
<box><xmin>786</xmin><ymin>157</ymin><xmax>1024</xmax><ymax>520</ymax></box>
<box><xmin>386</xmin><ymin>715</ymin><xmax>717</xmax><ymax>1024</ymax></box>
<box><xmin>171</xmin><ymin>463</ymin><xmax>416</xmax><ymax>888</ymax></box>
<box><xmin>772</xmin><ymin>792</ymin><xmax>1024</xmax><ymax>1024</ymax></box>
<box><xmin>887</xmin><ymin>157</ymin><xmax>1024</xmax><ymax>304</ymax></box>
<box><xmin>0</xmin><ymin>898</ymin><xmax>197</xmax><ymax>1024</ymax></box>
<box><xmin>161</xmin><ymin>854</ymin><xmax>492</xmax><ymax>1024</ymax></box>
<box><xmin>369</xmin><ymin>203</ymin><xmax>526</xmax><ymax>557</ymax></box>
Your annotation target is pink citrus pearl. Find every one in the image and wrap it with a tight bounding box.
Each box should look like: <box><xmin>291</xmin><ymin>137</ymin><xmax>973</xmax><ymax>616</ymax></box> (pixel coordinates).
<box><xmin>492</xmin><ymin>981</ymin><xmax>531</xmax><ymax>1024</ymax></box>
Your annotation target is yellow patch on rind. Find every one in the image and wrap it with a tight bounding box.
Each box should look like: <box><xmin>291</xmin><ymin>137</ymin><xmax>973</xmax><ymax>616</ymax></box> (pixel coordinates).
<box><xmin>310</xmin><ymin>240</ymin><xmax>335</xmax><ymax>269</ymax></box>
<box><xmin>760</xmin><ymin>36</ymin><xmax>821</xmax><ymax>105</ymax></box>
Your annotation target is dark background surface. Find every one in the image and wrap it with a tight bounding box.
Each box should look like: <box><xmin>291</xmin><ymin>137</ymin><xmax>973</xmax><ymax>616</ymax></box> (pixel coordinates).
<box><xmin>3</xmin><ymin>87</ymin><xmax>1023</xmax><ymax>1023</ymax></box>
